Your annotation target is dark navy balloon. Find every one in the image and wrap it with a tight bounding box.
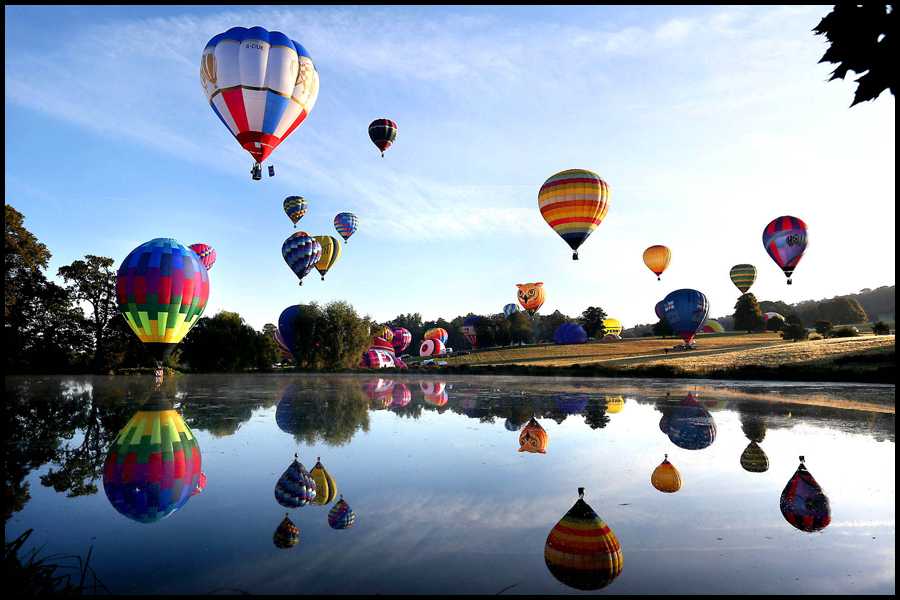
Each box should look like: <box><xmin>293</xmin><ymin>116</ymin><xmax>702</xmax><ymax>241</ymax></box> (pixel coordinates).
<box><xmin>278</xmin><ymin>304</ymin><xmax>313</xmax><ymax>357</ymax></box>
<box><xmin>661</xmin><ymin>289</ymin><xmax>710</xmax><ymax>344</ymax></box>
<box><xmin>553</xmin><ymin>322</ymin><xmax>588</xmax><ymax>345</ymax></box>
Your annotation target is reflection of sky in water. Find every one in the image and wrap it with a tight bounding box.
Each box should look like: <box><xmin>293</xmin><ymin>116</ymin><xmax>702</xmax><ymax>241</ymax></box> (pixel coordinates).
<box><xmin>5</xmin><ymin>375</ymin><xmax>894</xmax><ymax>594</ymax></box>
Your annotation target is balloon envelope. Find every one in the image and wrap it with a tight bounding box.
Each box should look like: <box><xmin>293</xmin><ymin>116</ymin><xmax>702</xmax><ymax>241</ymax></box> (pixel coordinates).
<box><xmin>117</xmin><ymin>238</ymin><xmax>210</xmax><ymax>362</ymax></box>
<box><xmin>730</xmin><ymin>264</ymin><xmax>757</xmax><ymax>294</ymax></box>
<box><xmin>553</xmin><ymin>323</ymin><xmax>587</xmax><ymax>345</ymax></box>
<box><xmin>419</xmin><ymin>338</ymin><xmax>445</xmax><ymax>357</ymax></box>
<box><xmin>368</xmin><ymin>119</ymin><xmax>397</xmax><ymax>157</ymax></box>
<box><xmin>189</xmin><ymin>243</ymin><xmax>216</xmax><ymax>271</ymax></box>
<box><xmin>519</xmin><ymin>417</ymin><xmax>548</xmax><ymax>453</ymax></box>
<box><xmin>699</xmin><ymin>319</ymin><xmax>725</xmax><ymax>334</ymax></box>
<box><xmin>424</xmin><ymin>328</ymin><xmax>448</xmax><ymax>344</ymax></box>
<box><xmin>201</xmin><ymin>26</ymin><xmax>319</xmax><ymax>165</ymax></box>
<box><xmin>545</xmin><ymin>490</ymin><xmax>623</xmax><ymax>591</ymax></box>
<box><xmin>643</xmin><ymin>245</ymin><xmax>672</xmax><ymax>279</ymax></box>
<box><xmin>661</xmin><ymin>289</ymin><xmax>710</xmax><ymax>345</ymax></box>
<box><xmin>283</xmin><ymin>196</ymin><xmax>307</xmax><ymax>227</ymax></box>
<box><xmin>503</xmin><ymin>303</ymin><xmax>519</xmax><ymax>317</ymax></box>
<box><xmin>334</xmin><ymin>212</ymin><xmax>358</xmax><ymax>243</ymax></box>
<box><xmin>762</xmin><ymin>216</ymin><xmax>809</xmax><ymax>283</ymax></box>
<box><xmin>602</xmin><ymin>318</ymin><xmax>623</xmax><ymax>336</ymax></box>
<box><xmin>274</xmin><ymin>456</ymin><xmax>317</xmax><ymax>509</ymax></box>
<box><xmin>740</xmin><ymin>441</ymin><xmax>769</xmax><ymax>473</ymax></box>
<box><xmin>282</xmin><ymin>233</ymin><xmax>322</xmax><ymax>284</ymax></box>
<box><xmin>313</xmin><ymin>235</ymin><xmax>342</xmax><ymax>280</ymax></box>
<box><xmin>310</xmin><ymin>459</ymin><xmax>337</xmax><ymax>506</ymax></box>
<box><xmin>651</xmin><ymin>456</ymin><xmax>682</xmax><ymax>493</ymax></box>
<box><xmin>390</xmin><ymin>327</ymin><xmax>412</xmax><ymax>353</ymax></box>
<box><xmin>538</xmin><ymin>169</ymin><xmax>610</xmax><ymax>259</ymax></box>
<box><xmin>461</xmin><ymin>316</ymin><xmax>481</xmax><ymax>348</ymax></box>
<box><xmin>103</xmin><ymin>391</ymin><xmax>202</xmax><ymax>523</ymax></box>
<box><xmin>328</xmin><ymin>496</ymin><xmax>355</xmax><ymax>530</ymax></box>
<box><xmin>273</xmin><ymin>514</ymin><xmax>299</xmax><ymax>549</ymax></box>
<box><xmin>517</xmin><ymin>283</ymin><xmax>546</xmax><ymax>316</ymax></box>
<box><xmin>780</xmin><ymin>458</ymin><xmax>831</xmax><ymax>532</ymax></box>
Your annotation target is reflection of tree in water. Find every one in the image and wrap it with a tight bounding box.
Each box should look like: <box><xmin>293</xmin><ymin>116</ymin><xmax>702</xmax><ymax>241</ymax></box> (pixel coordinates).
<box><xmin>275</xmin><ymin>379</ymin><xmax>369</xmax><ymax>447</ymax></box>
<box><xmin>177</xmin><ymin>375</ymin><xmax>291</xmax><ymax>438</ymax></box>
<box><xmin>737</xmin><ymin>403</ymin><xmax>770</xmax><ymax>443</ymax></box>
<box><xmin>582</xmin><ymin>399</ymin><xmax>610</xmax><ymax>430</ymax></box>
<box><xmin>5</xmin><ymin>376</ymin><xmax>156</xmax><ymax>523</ymax></box>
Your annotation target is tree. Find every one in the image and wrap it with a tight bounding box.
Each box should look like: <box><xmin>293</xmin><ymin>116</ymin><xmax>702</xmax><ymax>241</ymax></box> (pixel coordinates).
<box><xmin>273</xmin><ymin>301</ymin><xmax>370</xmax><ymax>369</ymax></box>
<box><xmin>651</xmin><ymin>318</ymin><xmax>674</xmax><ymax>338</ymax></box>
<box><xmin>733</xmin><ymin>293</ymin><xmax>765</xmax><ymax>332</ymax></box>
<box><xmin>781</xmin><ymin>323</ymin><xmax>810</xmax><ymax>342</ymax></box>
<box><xmin>579</xmin><ymin>306</ymin><xmax>608</xmax><ymax>338</ymax></box>
<box><xmin>872</xmin><ymin>321</ymin><xmax>891</xmax><ymax>335</ymax></box>
<box><xmin>508</xmin><ymin>311</ymin><xmax>533</xmax><ymax>345</ymax></box>
<box><xmin>180</xmin><ymin>311</ymin><xmax>279</xmax><ymax>372</ymax></box>
<box><xmin>815</xmin><ymin>319</ymin><xmax>834</xmax><ymax>336</ymax></box>
<box><xmin>813</xmin><ymin>5</ymin><xmax>895</xmax><ymax>107</ymax></box>
<box><xmin>5</xmin><ymin>205</ymin><xmax>51</xmax><ymax>319</ymax></box>
<box><xmin>765</xmin><ymin>315</ymin><xmax>785</xmax><ymax>332</ymax></box>
<box><xmin>542</xmin><ymin>310</ymin><xmax>571</xmax><ymax>340</ymax></box>
<box><xmin>57</xmin><ymin>255</ymin><xmax>117</xmax><ymax>366</ymax></box>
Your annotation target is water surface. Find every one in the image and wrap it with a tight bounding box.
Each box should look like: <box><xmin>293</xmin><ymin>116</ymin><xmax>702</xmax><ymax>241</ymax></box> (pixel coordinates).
<box><xmin>5</xmin><ymin>374</ymin><xmax>895</xmax><ymax>594</ymax></box>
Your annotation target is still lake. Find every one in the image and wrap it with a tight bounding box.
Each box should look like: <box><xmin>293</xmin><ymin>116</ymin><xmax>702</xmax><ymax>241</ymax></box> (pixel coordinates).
<box><xmin>5</xmin><ymin>373</ymin><xmax>895</xmax><ymax>595</ymax></box>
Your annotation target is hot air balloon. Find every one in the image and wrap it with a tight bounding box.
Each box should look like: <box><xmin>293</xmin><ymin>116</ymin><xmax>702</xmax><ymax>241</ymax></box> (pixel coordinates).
<box><xmin>699</xmin><ymin>319</ymin><xmax>725</xmax><ymax>334</ymax></box>
<box><xmin>274</xmin><ymin>454</ymin><xmax>317</xmax><ymax>509</ymax></box>
<box><xmin>273</xmin><ymin>328</ymin><xmax>294</xmax><ymax>361</ymax></box>
<box><xmin>328</xmin><ymin>495</ymin><xmax>355</xmax><ymax>530</ymax></box>
<box><xmin>390</xmin><ymin>383</ymin><xmax>412</xmax><ymax>407</ymax></box>
<box><xmin>424</xmin><ymin>328</ymin><xmax>448</xmax><ymax>344</ymax></box>
<box><xmin>545</xmin><ymin>488</ymin><xmax>623</xmax><ymax>591</ymax></box>
<box><xmin>519</xmin><ymin>417</ymin><xmax>549</xmax><ymax>454</ymax></box>
<box><xmin>553</xmin><ymin>323</ymin><xmax>587</xmax><ymax>345</ymax></box>
<box><xmin>763</xmin><ymin>312</ymin><xmax>785</xmax><ymax>332</ymax></box>
<box><xmin>729</xmin><ymin>264</ymin><xmax>757</xmax><ymax>294</ymax></box>
<box><xmin>651</xmin><ymin>454</ymin><xmax>682</xmax><ymax>493</ymax></box>
<box><xmin>661</xmin><ymin>289</ymin><xmax>710</xmax><ymax>345</ymax></box>
<box><xmin>503</xmin><ymin>303</ymin><xmax>519</xmax><ymax>317</ymax></box>
<box><xmin>201</xmin><ymin>27</ymin><xmax>319</xmax><ymax>178</ymax></box>
<box><xmin>390</xmin><ymin>327</ymin><xmax>412</xmax><ymax>353</ymax></box>
<box><xmin>654</xmin><ymin>301</ymin><xmax>665</xmax><ymax>321</ymax></box>
<box><xmin>102</xmin><ymin>389</ymin><xmax>202</xmax><ymax>523</ymax></box>
<box><xmin>192</xmin><ymin>470</ymin><xmax>207</xmax><ymax>496</ymax></box>
<box><xmin>517</xmin><ymin>283</ymin><xmax>546</xmax><ymax>316</ymax></box>
<box><xmin>602</xmin><ymin>318</ymin><xmax>623</xmax><ymax>337</ymax></box>
<box><xmin>461</xmin><ymin>316</ymin><xmax>481</xmax><ymax>348</ymax></box>
<box><xmin>740</xmin><ymin>441</ymin><xmax>769</xmax><ymax>473</ymax></box>
<box><xmin>643</xmin><ymin>245</ymin><xmax>672</xmax><ymax>280</ymax></box>
<box><xmin>370</xmin><ymin>324</ymin><xmax>393</xmax><ymax>341</ymax></box>
<box><xmin>278</xmin><ymin>304</ymin><xmax>317</xmax><ymax>357</ymax></box>
<box><xmin>504</xmin><ymin>418</ymin><xmax>524</xmax><ymax>432</ymax></box>
<box><xmin>189</xmin><ymin>243</ymin><xmax>217</xmax><ymax>271</ymax></box>
<box><xmin>117</xmin><ymin>238</ymin><xmax>210</xmax><ymax>374</ymax></box>
<box><xmin>313</xmin><ymin>235</ymin><xmax>342</xmax><ymax>280</ymax></box>
<box><xmin>538</xmin><ymin>169</ymin><xmax>611</xmax><ymax>260</ymax></box>
<box><xmin>368</xmin><ymin>119</ymin><xmax>398</xmax><ymax>157</ymax></box>
<box><xmin>780</xmin><ymin>456</ymin><xmax>831</xmax><ymax>532</ymax></box>
<box><xmin>419</xmin><ymin>338</ymin><xmax>445</xmax><ymax>357</ymax></box>
<box><xmin>555</xmin><ymin>394</ymin><xmax>590</xmax><ymax>415</ymax></box>
<box><xmin>763</xmin><ymin>216</ymin><xmax>809</xmax><ymax>285</ymax></box>
<box><xmin>666</xmin><ymin>393</ymin><xmax>716</xmax><ymax>450</ymax></box>
<box><xmin>282</xmin><ymin>232</ymin><xmax>322</xmax><ymax>285</ymax></box>
<box><xmin>310</xmin><ymin>458</ymin><xmax>337</xmax><ymax>506</ymax></box>
<box><xmin>603</xmin><ymin>333</ymin><xmax>621</xmax><ymax>341</ymax></box>
<box><xmin>360</xmin><ymin>349</ymin><xmax>396</xmax><ymax>369</ymax></box>
<box><xmin>605</xmin><ymin>397</ymin><xmax>625</xmax><ymax>414</ymax></box>
<box><xmin>273</xmin><ymin>513</ymin><xmax>300</xmax><ymax>549</ymax></box>
<box><xmin>423</xmin><ymin>389</ymin><xmax>449</xmax><ymax>407</ymax></box>
<box><xmin>334</xmin><ymin>212</ymin><xmax>358</xmax><ymax>243</ymax></box>
<box><xmin>420</xmin><ymin>381</ymin><xmax>446</xmax><ymax>395</ymax></box>
<box><xmin>283</xmin><ymin>196</ymin><xmax>308</xmax><ymax>228</ymax></box>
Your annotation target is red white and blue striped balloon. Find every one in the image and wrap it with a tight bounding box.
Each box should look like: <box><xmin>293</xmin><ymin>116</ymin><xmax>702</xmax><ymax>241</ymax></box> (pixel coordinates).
<box><xmin>201</xmin><ymin>27</ymin><xmax>319</xmax><ymax>165</ymax></box>
<box><xmin>334</xmin><ymin>213</ymin><xmax>358</xmax><ymax>243</ymax></box>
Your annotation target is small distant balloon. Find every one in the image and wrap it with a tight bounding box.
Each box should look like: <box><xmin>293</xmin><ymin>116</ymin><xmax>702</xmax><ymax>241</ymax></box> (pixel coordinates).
<box><xmin>282</xmin><ymin>233</ymin><xmax>322</xmax><ymax>286</ymax></box>
<box><xmin>740</xmin><ymin>441</ymin><xmax>769</xmax><ymax>473</ymax></box>
<box><xmin>424</xmin><ymin>328</ymin><xmax>448</xmax><ymax>344</ymax></box>
<box><xmin>313</xmin><ymin>235</ymin><xmax>342</xmax><ymax>280</ymax></box>
<box><xmin>517</xmin><ymin>283</ymin><xmax>546</xmax><ymax>316</ymax></box>
<box><xmin>310</xmin><ymin>458</ymin><xmax>337</xmax><ymax>506</ymax></box>
<box><xmin>328</xmin><ymin>495</ymin><xmax>355</xmax><ymax>530</ymax></box>
<box><xmin>503</xmin><ymin>303</ymin><xmax>519</xmax><ymax>317</ymax></box>
<box><xmin>519</xmin><ymin>417</ymin><xmax>549</xmax><ymax>454</ymax></box>
<box><xmin>334</xmin><ymin>212</ymin><xmax>359</xmax><ymax>243</ymax></box>
<box><xmin>390</xmin><ymin>327</ymin><xmax>412</xmax><ymax>353</ymax></box>
<box><xmin>284</xmin><ymin>196</ymin><xmax>308</xmax><ymax>228</ymax></box>
<box><xmin>643</xmin><ymin>245</ymin><xmax>672</xmax><ymax>280</ymax></box>
<box><xmin>763</xmin><ymin>216</ymin><xmax>809</xmax><ymax>285</ymax></box>
<box><xmin>651</xmin><ymin>454</ymin><xmax>682</xmax><ymax>493</ymax></box>
<box><xmin>368</xmin><ymin>119</ymin><xmax>398</xmax><ymax>157</ymax></box>
<box><xmin>273</xmin><ymin>514</ymin><xmax>299</xmax><ymax>549</ymax></box>
<box><xmin>780</xmin><ymin>456</ymin><xmax>831</xmax><ymax>532</ymax></box>
<box><xmin>729</xmin><ymin>264</ymin><xmax>757</xmax><ymax>294</ymax></box>
<box><xmin>189</xmin><ymin>244</ymin><xmax>217</xmax><ymax>271</ymax></box>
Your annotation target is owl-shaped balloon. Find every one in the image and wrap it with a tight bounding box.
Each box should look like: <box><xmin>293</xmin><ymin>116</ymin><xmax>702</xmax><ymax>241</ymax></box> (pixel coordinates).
<box><xmin>516</xmin><ymin>283</ymin><xmax>546</xmax><ymax>316</ymax></box>
<box><xmin>519</xmin><ymin>417</ymin><xmax>549</xmax><ymax>454</ymax></box>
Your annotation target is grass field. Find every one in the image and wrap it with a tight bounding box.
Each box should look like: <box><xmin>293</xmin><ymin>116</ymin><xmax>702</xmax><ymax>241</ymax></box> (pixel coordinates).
<box><xmin>428</xmin><ymin>332</ymin><xmax>895</xmax><ymax>371</ymax></box>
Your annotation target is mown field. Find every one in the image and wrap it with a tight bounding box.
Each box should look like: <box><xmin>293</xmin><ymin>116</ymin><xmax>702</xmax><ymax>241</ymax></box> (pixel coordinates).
<box><xmin>431</xmin><ymin>333</ymin><xmax>895</xmax><ymax>371</ymax></box>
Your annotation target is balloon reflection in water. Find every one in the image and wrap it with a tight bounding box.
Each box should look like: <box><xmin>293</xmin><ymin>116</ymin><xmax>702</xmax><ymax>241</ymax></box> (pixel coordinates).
<box><xmin>192</xmin><ymin>470</ymin><xmax>207</xmax><ymax>496</ymax></box>
<box><xmin>555</xmin><ymin>394</ymin><xmax>589</xmax><ymax>415</ymax></box>
<box><xmin>275</xmin><ymin>453</ymin><xmax>317</xmax><ymax>509</ymax></box>
<box><xmin>519</xmin><ymin>417</ymin><xmax>549</xmax><ymax>454</ymax></box>
<box><xmin>664</xmin><ymin>393</ymin><xmax>716</xmax><ymax>450</ymax></box>
<box><xmin>328</xmin><ymin>495</ymin><xmax>355</xmax><ymax>530</ymax></box>
<box><xmin>740</xmin><ymin>441</ymin><xmax>770</xmax><ymax>473</ymax></box>
<box><xmin>273</xmin><ymin>513</ymin><xmax>300</xmax><ymax>549</ymax></box>
<box><xmin>103</xmin><ymin>389</ymin><xmax>202</xmax><ymax>523</ymax></box>
<box><xmin>390</xmin><ymin>383</ymin><xmax>411</xmax><ymax>407</ymax></box>
<box><xmin>651</xmin><ymin>454</ymin><xmax>682</xmax><ymax>493</ymax></box>
<box><xmin>311</xmin><ymin>458</ymin><xmax>337</xmax><ymax>506</ymax></box>
<box><xmin>605</xmin><ymin>397</ymin><xmax>625</xmax><ymax>414</ymax></box>
<box><xmin>545</xmin><ymin>488</ymin><xmax>623</xmax><ymax>591</ymax></box>
<box><xmin>780</xmin><ymin>456</ymin><xmax>831</xmax><ymax>533</ymax></box>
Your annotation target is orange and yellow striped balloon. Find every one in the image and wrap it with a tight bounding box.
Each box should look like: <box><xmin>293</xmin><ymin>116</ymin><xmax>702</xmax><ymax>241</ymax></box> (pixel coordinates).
<box><xmin>538</xmin><ymin>169</ymin><xmax>610</xmax><ymax>260</ymax></box>
<box><xmin>643</xmin><ymin>245</ymin><xmax>672</xmax><ymax>280</ymax></box>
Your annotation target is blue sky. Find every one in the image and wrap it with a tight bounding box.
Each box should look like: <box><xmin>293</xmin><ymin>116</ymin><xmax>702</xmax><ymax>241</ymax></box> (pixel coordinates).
<box><xmin>5</xmin><ymin>5</ymin><xmax>895</xmax><ymax>332</ymax></box>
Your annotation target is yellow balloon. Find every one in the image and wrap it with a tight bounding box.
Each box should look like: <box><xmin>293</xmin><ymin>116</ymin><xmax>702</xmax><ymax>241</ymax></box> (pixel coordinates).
<box><xmin>643</xmin><ymin>245</ymin><xmax>672</xmax><ymax>280</ymax></box>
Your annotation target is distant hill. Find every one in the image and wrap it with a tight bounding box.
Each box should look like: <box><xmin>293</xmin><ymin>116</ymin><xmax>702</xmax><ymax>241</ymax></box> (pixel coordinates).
<box><xmin>714</xmin><ymin>285</ymin><xmax>894</xmax><ymax>330</ymax></box>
